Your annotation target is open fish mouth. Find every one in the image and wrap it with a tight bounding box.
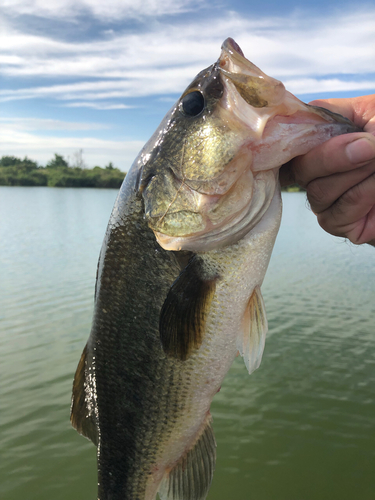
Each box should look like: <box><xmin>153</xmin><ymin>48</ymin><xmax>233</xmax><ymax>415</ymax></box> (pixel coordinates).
<box><xmin>140</xmin><ymin>38</ymin><xmax>360</xmax><ymax>252</ymax></box>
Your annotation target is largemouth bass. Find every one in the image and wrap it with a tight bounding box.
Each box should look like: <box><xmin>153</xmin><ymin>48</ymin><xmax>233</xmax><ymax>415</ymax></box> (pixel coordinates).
<box><xmin>71</xmin><ymin>38</ymin><xmax>359</xmax><ymax>500</ymax></box>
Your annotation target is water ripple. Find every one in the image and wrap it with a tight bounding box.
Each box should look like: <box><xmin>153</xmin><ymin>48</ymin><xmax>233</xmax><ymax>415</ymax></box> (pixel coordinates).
<box><xmin>1</xmin><ymin>188</ymin><xmax>375</xmax><ymax>500</ymax></box>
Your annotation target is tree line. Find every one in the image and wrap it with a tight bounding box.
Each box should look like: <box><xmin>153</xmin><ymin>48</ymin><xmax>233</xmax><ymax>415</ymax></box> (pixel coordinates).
<box><xmin>0</xmin><ymin>153</ymin><xmax>303</xmax><ymax>191</ymax></box>
<box><xmin>0</xmin><ymin>153</ymin><xmax>126</xmax><ymax>188</ymax></box>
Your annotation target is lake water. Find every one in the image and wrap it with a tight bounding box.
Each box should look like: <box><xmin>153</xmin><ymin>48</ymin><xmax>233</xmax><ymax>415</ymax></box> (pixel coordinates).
<box><xmin>1</xmin><ymin>186</ymin><xmax>374</xmax><ymax>500</ymax></box>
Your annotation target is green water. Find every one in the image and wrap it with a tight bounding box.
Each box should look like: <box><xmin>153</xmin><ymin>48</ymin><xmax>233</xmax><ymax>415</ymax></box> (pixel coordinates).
<box><xmin>1</xmin><ymin>186</ymin><xmax>374</xmax><ymax>500</ymax></box>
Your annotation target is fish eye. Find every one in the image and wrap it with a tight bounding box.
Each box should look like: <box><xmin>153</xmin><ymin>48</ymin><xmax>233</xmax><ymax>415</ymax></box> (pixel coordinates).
<box><xmin>180</xmin><ymin>91</ymin><xmax>205</xmax><ymax>117</ymax></box>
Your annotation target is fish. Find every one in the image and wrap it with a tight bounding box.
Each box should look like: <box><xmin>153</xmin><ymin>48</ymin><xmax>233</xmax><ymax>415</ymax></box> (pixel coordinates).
<box><xmin>71</xmin><ymin>38</ymin><xmax>360</xmax><ymax>500</ymax></box>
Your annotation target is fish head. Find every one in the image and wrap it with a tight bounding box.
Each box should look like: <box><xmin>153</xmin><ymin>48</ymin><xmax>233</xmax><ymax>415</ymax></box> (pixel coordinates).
<box><xmin>138</xmin><ymin>38</ymin><xmax>359</xmax><ymax>252</ymax></box>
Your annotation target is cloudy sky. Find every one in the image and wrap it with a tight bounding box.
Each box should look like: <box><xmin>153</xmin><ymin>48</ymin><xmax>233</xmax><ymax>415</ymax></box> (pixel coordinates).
<box><xmin>1</xmin><ymin>0</ymin><xmax>375</xmax><ymax>170</ymax></box>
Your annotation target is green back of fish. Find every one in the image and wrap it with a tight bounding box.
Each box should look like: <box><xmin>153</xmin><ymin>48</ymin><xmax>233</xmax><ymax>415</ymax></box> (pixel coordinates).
<box><xmin>72</xmin><ymin>166</ymin><xmax>175</xmax><ymax>497</ymax></box>
<box><xmin>71</xmin><ymin>164</ymin><xmax>219</xmax><ymax>500</ymax></box>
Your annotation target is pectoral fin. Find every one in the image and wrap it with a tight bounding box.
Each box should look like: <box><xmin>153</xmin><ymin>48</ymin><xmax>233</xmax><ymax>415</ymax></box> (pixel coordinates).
<box><xmin>238</xmin><ymin>286</ymin><xmax>268</xmax><ymax>374</ymax></box>
<box><xmin>70</xmin><ymin>344</ymin><xmax>98</xmax><ymax>446</ymax></box>
<box><xmin>158</xmin><ymin>415</ymin><xmax>216</xmax><ymax>500</ymax></box>
<box><xmin>160</xmin><ymin>257</ymin><xmax>218</xmax><ymax>361</ymax></box>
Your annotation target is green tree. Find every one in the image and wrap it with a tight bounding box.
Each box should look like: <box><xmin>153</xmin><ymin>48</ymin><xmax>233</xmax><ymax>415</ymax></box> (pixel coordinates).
<box><xmin>0</xmin><ymin>156</ymin><xmax>38</xmax><ymax>169</ymax></box>
<box><xmin>46</xmin><ymin>154</ymin><xmax>69</xmax><ymax>169</ymax></box>
<box><xmin>0</xmin><ymin>156</ymin><xmax>22</xmax><ymax>167</ymax></box>
<box><xmin>0</xmin><ymin>154</ymin><xmax>126</xmax><ymax>188</ymax></box>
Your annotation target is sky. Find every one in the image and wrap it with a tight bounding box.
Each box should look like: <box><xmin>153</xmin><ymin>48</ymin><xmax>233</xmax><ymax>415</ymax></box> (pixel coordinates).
<box><xmin>1</xmin><ymin>0</ymin><xmax>375</xmax><ymax>171</ymax></box>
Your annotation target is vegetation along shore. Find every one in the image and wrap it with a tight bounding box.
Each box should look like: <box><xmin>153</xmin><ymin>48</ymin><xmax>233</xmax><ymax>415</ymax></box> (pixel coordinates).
<box><xmin>0</xmin><ymin>153</ymin><xmax>126</xmax><ymax>188</ymax></box>
<box><xmin>0</xmin><ymin>153</ymin><xmax>303</xmax><ymax>191</ymax></box>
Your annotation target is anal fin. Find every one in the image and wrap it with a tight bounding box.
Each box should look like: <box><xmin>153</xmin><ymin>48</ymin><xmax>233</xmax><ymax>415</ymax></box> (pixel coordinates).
<box><xmin>238</xmin><ymin>286</ymin><xmax>268</xmax><ymax>374</ymax></box>
<box><xmin>70</xmin><ymin>343</ymin><xmax>98</xmax><ymax>446</ymax></box>
<box><xmin>158</xmin><ymin>416</ymin><xmax>216</xmax><ymax>500</ymax></box>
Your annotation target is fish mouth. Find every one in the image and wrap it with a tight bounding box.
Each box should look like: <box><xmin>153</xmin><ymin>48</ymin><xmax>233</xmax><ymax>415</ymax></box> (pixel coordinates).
<box><xmin>219</xmin><ymin>38</ymin><xmax>286</xmax><ymax>109</ymax></box>
<box><xmin>145</xmin><ymin>165</ymin><xmax>255</xmax><ymax>237</ymax></box>
<box><xmin>148</xmin><ymin>167</ymin><xmax>278</xmax><ymax>252</ymax></box>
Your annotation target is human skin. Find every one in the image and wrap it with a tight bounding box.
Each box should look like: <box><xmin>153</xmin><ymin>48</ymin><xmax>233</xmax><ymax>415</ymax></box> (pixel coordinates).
<box><xmin>279</xmin><ymin>94</ymin><xmax>375</xmax><ymax>247</ymax></box>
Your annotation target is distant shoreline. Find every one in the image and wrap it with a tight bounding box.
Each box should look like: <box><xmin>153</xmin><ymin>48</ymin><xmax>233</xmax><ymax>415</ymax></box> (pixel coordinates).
<box><xmin>0</xmin><ymin>154</ymin><xmax>126</xmax><ymax>189</ymax></box>
<box><xmin>281</xmin><ymin>185</ymin><xmax>305</xmax><ymax>192</ymax></box>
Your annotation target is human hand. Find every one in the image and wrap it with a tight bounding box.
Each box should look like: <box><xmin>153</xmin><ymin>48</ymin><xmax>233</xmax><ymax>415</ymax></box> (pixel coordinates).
<box><xmin>280</xmin><ymin>94</ymin><xmax>375</xmax><ymax>246</ymax></box>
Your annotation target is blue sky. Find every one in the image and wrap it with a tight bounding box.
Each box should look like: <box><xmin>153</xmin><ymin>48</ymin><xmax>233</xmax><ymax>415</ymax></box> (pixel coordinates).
<box><xmin>1</xmin><ymin>0</ymin><xmax>375</xmax><ymax>171</ymax></box>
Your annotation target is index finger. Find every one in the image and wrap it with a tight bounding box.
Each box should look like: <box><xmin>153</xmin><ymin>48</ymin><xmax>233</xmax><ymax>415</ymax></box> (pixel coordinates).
<box><xmin>309</xmin><ymin>95</ymin><xmax>375</xmax><ymax>133</ymax></box>
<box><xmin>287</xmin><ymin>132</ymin><xmax>375</xmax><ymax>188</ymax></box>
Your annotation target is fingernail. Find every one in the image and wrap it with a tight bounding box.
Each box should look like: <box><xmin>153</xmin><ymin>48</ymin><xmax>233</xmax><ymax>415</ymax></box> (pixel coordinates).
<box><xmin>345</xmin><ymin>137</ymin><xmax>375</xmax><ymax>164</ymax></box>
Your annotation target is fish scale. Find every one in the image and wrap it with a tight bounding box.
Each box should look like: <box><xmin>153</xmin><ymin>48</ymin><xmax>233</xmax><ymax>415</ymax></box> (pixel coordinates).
<box><xmin>92</xmin><ymin>185</ymin><xmax>208</xmax><ymax>500</ymax></box>
<box><xmin>91</xmin><ymin>195</ymin><xmax>179</xmax><ymax>498</ymax></box>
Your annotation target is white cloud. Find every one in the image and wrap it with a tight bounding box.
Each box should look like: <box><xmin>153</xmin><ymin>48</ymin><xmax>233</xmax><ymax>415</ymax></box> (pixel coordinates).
<box><xmin>64</xmin><ymin>102</ymin><xmax>134</xmax><ymax>110</ymax></box>
<box><xmin>0</xmin><ymin>117</ymin><xmax>109</xmax><ymax>131</ymax></box>
<box><xmin>0</xmin><ymin>124</ymin><xmax>143</xmax><ymax>170</ymax></box>
<box><xmin>0</xmin><ymin>8</ymin><xmax>374</xmax><ymax>104</ymax></box>
<box><xmin>1</xmin><ymin>0</ymin><xmax>204</xmax><ymax>20</ymax></box>
<box><xmin>0</xmin><ymin>66</ymin><xmax>199</xmax><ymax>102</ymax></box>
<box><xmin>285</xmin><ymin>78</ymin><xmax>375</xmax><ymax>95</ymax></box>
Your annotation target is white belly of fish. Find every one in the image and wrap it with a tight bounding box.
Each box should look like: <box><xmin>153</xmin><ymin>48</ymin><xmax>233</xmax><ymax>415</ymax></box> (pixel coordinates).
<box><xmin>145</xmin><ymin>189</ymin><xmax>282</xmax><ymax>499</ymax></box>
<box><xmin>185</xmin><ymin>188</ymin><xmax>282</xmax><ymax>415</ymax></box>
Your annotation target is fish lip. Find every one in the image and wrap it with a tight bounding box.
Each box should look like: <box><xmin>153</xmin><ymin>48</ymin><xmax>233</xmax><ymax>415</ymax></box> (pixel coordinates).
<box><xmin>221</xmin><ymin>38</ymin><xmax>245</xmax><ymax>58</ymax></box>
<box><xmin>219</xmin><ymin>38</ymin><xmax>257</xmax><ymax>75</ymax></box>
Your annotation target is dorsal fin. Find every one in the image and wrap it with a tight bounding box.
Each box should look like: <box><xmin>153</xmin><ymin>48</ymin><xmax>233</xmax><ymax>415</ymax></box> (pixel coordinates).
<box><xmin>238</xmin><ymin>286</ymin><xmax>268</xmax><ymax>374</ymax></box>
<box><xmin>160</xmin><ymin>257</ymin><xmax>218</xmax><ymax>361</ymax></box>
<box><xmin>70</xmin><ymin>343</ymin><xmax>99</xmax><ymax>446</ymax></box>
<box><xmin>158</xmin><ymin>415</ymin><xmax>216</xmax><ymax>500</ymax></box>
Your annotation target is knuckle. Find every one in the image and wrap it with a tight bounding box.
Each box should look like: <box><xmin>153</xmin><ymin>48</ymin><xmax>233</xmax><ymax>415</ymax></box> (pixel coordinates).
<box><xmin>317</xmin><ymin>212</ymin><xmax>340</xmax><ymax>236</ymax></box>
<box><xmin>317</xmin><ymin>210</ymin><xmax>352</xmax><ymax>239</ymax></box>
<box><xmin>341</xmin><ymin>183</ymin><xmax>363</xmax><ymax>206</ymax></box>
<box><xmin>306</xmin><ymin>179</ymin><xmax>329</xmax><ymax>207</ymax></box>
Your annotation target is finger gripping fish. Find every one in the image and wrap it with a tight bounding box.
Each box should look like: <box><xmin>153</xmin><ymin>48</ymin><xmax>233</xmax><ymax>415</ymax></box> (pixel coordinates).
<box><xmin>71</xmin><ymin>38</ymin><xmax>359</xmax><ymax>500</ymax></box>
